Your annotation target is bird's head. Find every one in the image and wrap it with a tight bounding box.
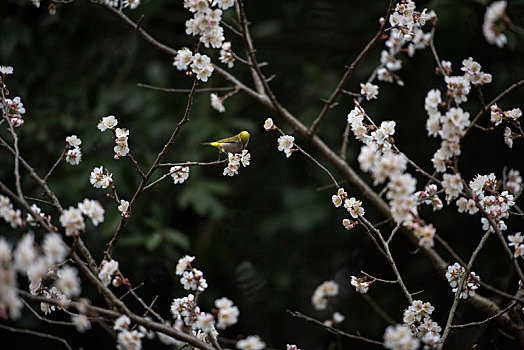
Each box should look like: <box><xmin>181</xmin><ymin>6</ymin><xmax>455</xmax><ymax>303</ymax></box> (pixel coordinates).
<box><xmin>239</xmin><ymin>131</ymin><xmax>250</xmax><ymax>147</ymax></box>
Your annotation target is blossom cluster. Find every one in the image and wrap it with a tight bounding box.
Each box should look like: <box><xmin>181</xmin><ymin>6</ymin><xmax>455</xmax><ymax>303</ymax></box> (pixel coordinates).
<box><xmin>174</xmin><ymin>0</ymin><xmax>238</xmax><ymax>82</ymax></box>
<box><xmin>184</xmin><ymin>0</ymin><xmax>232</xmax><ymax>49</ymax></box>
<box><xmin>90</xmin><ymin>166</ymin><xmax>113</xmax><ymax>189</ymax></box>
<box><xmin>263</xmin><ymin>118</ymin><xmax>297</xmax><ymax>158</ymax></box>
<box><xmin>482</xmin><ymin>1</ymin><xmax>507</xmax><ymax>48</ymax></box>
<box><xmin>286</xmin><ymin>345</ymin><xmax>301</xmax><ymax>350</ymax></box>
<box><xmin>460</xmin><ymin>57</ymin><xmax>492</xmax><ymax>86</ymax></box>
<box><xmin>97</xmin><ymin>114</ymin><xmax>118</xmax><ymax>132</ymax></box>
<box><xmin>424</xmin><ymin>58</ymin><xmax>491</xmax><ymax>173</ymax></box>
<box><xmin>0</xmin><ymin>65</ymin><xmax>14</xmax><ymax>75</ymax></box>
<box><xmin>39</xmin><ymin>286</ymin><xmax>69</xmax><ymax>315</ymax></box>
<box><xmin>505</xmin><ymin>169</ymin><xmax>522</xmax><ymax>195</ymax></box>
<box><xmin>507</xmin><ymin>232</ymin><xmax>524</xmax><ymax>258</ymax></box>
<box><xmin>311</xmin><ymin>280</ymin><xmax>339</xmax><ymax>310</ymax></box>
<box><xmin>402</xmin><ymin>300</ymin><xmax>441</xmax><ymax>346</ymax></box>
<box><xmin>445</xmin><ymin>262</ymin><xmax>480</xmax><ymax>299</ymax></box>
<box><xmin>223</xmin><ymin>150</ymin><xmax>251</xmax><ymax>177</ymax></box>
<box><xmin>414</xmin><ymin>184</ymin><xmax>443</xmax><ymax>211</ymax></box>
<box><xmin>237</xmin><ymin>335</ymin><xmax>266</xmax><ymax>350</ymax></box>
<box><xmin>1</xmin><ymin>231</ymin><xmax>80</xmax><ymax>320</ymax></box>
<box><xmin>1</xmin><ymin>65</ymin><xmax>25</xmax><ymax>127</ymax></box>
<box><xmin>490</xmin><ymin>104</ymin><xmax>522</xmax><ymax>148</ymax></box>
<box><xmin>175</xmin><ymin>255</ymin><xmax>208</xmax><ymax>292</ymax></box>
<box><xmin>427</xmin><ymin>106</ymin><xmax>470</xmax><ymax>172</ymax></box>
<box><xmin>323</xmin><ymin>311</ymin><xmax>345</xmax><ymax>328</ymax></box>
<box><xmin>277</xmin><ymin>135</ymin><xmax>295</xmax><ymax>158</ymax></box>
<box><xmin>348</xmin><ymin>105</ymin><xmax>396</xmax><ymax>150</ymax></box>
<box><xmin>65</xmin><ymin>135</ymin><xmax>82</xmax><ymax>165</ymax></box>
<box><xmin>441</xmin><ymin>173</ymin><xmax>463</xmax><ymax>203</ymax></box>
<box><xmin>350</xmin><ymin>275</ymin><xmax>372</xmax><ymax>294</ymax></box>
<box><xmin>2</xmin><ymin>96</ymin><xmax>26</xmax><ymax>128</ymax></box>
<box><xmin>360</xmin><ymin>82</ymin><xmax>379</xmax><ymax>101</ymax></box>
<box><xmin>98</xmin><ymin>259</ymin><xmax>120</xmax><ymax>287</ymax></box>
<box><xmin>113</xmin><ymin>127</ymin><xmax>130</xmax><ymax>159</ymax></box>
<box><xmin>171</xmin><ymin>165</ymin><xmax>190</xmax><ymax>184</ymax></box>
<box><xmin>59</xmin><ymin>199</ymin><xmax>104</xmax><ymax>236</ymax></box>
<box><xmin>378</xmin><ymin>1</ymin><xmax>436</xmax><ymax>85</ymax></box>
<box><xmin>0</xmin><ymin>236</ymin><xmax>23</xmax><ymax>319</ymax></box>
<box><xmin>71</xmin><ymin>310</ymin><xmax>91</xmax><ymax>333</ymax></box>
<box><xmin>219</xmin><ymin>41</ymin><xmax>235</xmax><ymax>68</ymax></box>
<box><xmin>118</xmin><ymin>199</ymin><xmax>130</xmax><ymax>218</ymax></box>
<box><xmin>210</xmin><ymin>93</ymin><xmax>225</xmax><ymax>112</ymax></box>
<box><xmin>113</xmin><ymin>313</ymin><xmax>185</xmax><ymax>348</ymax></box>
<box><xmin>98</xmin><ymin>115</ymin><xmax>131</xmax><ymax>159</ymax></box>
<box><xmin>170</xmin><ymin>294</ymin><xmax>198</xmax><ymax>327</ymax></box>
<box><xmin>26</xmin><ymin>203</ymin><xmax>49</xmax><ymax>227</ymax></box>
<box><xmin>170</xmin><ymin>256</ymin><xmax>242</xmax><ymax>344</ymax></box>
<box><xmin>214</xmin><ymin>297</ymin><xmax>240</xmax><ymax>330</ymax></box>
<box><xmin>350</xmin><ymin>105</ymin><xmax>436</xmax><ymax>246</ymax></box>
<box><xmin>174</xmin><ymin>49</ymin><xmax>215</xmax><ymax>82</ymax></box>
<box><xmin>406</xmin><ymin>219</ymin><xmax>437</xmax><ymax>249</ymax></box>
<box><xmin>102</xmin><ymin>0</ymin><xmax>141</xmax><ymax>10</ymax></box>
<box><xmin>113</xmin><ymin>315</ymin><xmax>145</xmax><ymax>350</ymax></box>
<box><xmin>332</xmin><ymin>187</ymin><xmax>364</xmax><ymax>230</ymax></box>
<box><xmin>0</xmin><ymin>195</ymin><xmax>23</xmax><ymax>229</ymax></box>
<box><xmin>468</xmin><ymin>173</ymin><xmax>515</xmax><ymax>233</ymax></box>
<box><xmin>383</xmin><ymin>324</ymin><xmax>420</xmax><ymax>350</ymax></box>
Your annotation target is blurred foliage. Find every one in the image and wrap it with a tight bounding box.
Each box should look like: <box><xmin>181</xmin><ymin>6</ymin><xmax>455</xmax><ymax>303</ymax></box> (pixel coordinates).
<box><xmin>0</xmin><ymin>0</ymin><xmax>523</xmax><ymax>349</ymax></box>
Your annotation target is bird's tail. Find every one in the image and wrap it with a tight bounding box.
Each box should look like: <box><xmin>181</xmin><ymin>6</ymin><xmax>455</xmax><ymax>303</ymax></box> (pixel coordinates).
<box><xmin>200</xmin><ymin>142</ymin><xmax>221</xmax><ymax>149</ymax></box>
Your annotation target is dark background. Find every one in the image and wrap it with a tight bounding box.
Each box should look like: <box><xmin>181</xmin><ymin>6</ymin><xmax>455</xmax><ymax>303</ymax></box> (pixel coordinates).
<box><xmin>1</xmin><ymin>0</ymin><xmax>523</xmax><ymax>348</ymax></box>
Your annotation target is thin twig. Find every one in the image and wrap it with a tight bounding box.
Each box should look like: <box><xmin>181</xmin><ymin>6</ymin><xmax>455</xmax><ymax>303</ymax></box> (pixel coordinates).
<box><xmin>438</xmin><ymin>229</ymin><xmax>492</xmax><ymax>348</ymax></box>
<box><xmin>476</xmin><ymin>85</ymin><xmax>486</xmax><ymax>111</ymax></box>
<box><xmin>340</xmin><ymin>62</ymin><xmax>385</xmax><ymax>159</ymax></box>
<box><xmin>360</xmin><ymin>221</ymin><xmax>388</xmax><ymax>260</ymax></box>
<box><xmin>272</xmin><ymin>126</ymin><xmax>339</xmax><ymax>189</ymax></box>
<box><xmin>309</xmin><ymin>0</ymin><xmax>396</xmax><ymax>135</ymax></box>
<box><xmin>386</xmin><ymin>223</ymin><xmax>402</xmax><ymax>245</ymax></box>
<box><xmin>293</xmin><ymin>142</ymin><xmax>339</xmax><ymax>188</ymax></box>
<box><xmin>127</xmin><ymin>153</ymin><xmax>146</xmax><ymax>180</ymax></box>
<box><xmin>143</xmin><ymin>171</ymin><xmax>172</xmax><ymax>191</ymax></box>
<box><xmin>315</xmin><ymin>180</ymin><xmax>346</xmax><ymax>192</ymax></box>
<box><xmin>360</xmin><ymin>294</ymin><xmax>397</xmax><ymax>325</ymax></box>
<box><xmin>220</xmin><ymin>20</ymin><xmax>242</xmax><ymax>37</ymax></box>
<box><xmin>105</xmin><ymin>77</ymin><xmax>199</xmax><ymax>258</ymax></box>
<box><xmin>137</xmin><ymin>83</ymin><xmax>235</xmax><ymax>93</ymax></box>
<box><xmin>361</xmin><ymin>270</ymin><xmax>397</xmax><ymax>284</ymax></box>
<box><xmin>124</xmin><ymin>282</ymin><xmax>165</xmax><ymax>323</ymax></box>
<box><xmin>287</xmin><ymin>310</ymin><xmax>382</xmax><ymax>346</ymax></box>
<box><xmin>0</xmin><ymin>135</ymin><xmax>63</xmax><ymax>212</ymax></box>
<box><xmin>474</xmin><ymin>281</ymin><xmax>524</xmax><ymax>304</ymax></box>
<box><xmin>20</xmin><ymin>288</ymin><xmax>214</xmax><ymax>350</ymax></box>
<box><xmin>464</xmin><ymin>79</ymin><xmax>524</xmax><ymax>137</ymax></box>
<box><xmin>435</xmin><ymin>234</ymin><xmax>467</xmax><ymax>267</ymax></box>
<box><xmin>145</xmin><ymin>160</ymin><xmax>227</xmax><ymax>191</ymax></box>
<box><xmin>1</xmin><ymin>87</ymin><xmax>23</xmax><ymax>200</ymax></box>
<box><xmin>0</xmin><ymin>324</ymin><xmax>73</xmax><ymax>350</ymax></box>
<box><xmin>235</xmin><ymin>0</ymin><xmax>265</xmax><ymax>94</ymax></box>
<box><xmin>158</xmin><ymin>160</ymin><xmax>227</xmax><ymax>167</ymax></box>
<box><xmin>359</xmin><ymin>215</ymin><xmax>413</xmax><ymax>304</ymax></box>
<box><xmin>24</xmin><ymin>196</ymin><xmax>54</xmax><ymax>207</ymax></box>
<box><xmin>43</xmin><ymin>149</ymin><xmax>66</xmax><ymax>183</ymax></box>
<box><xmin>22</xmin><ymin>299</ymin><xmax>75</xmax><ymax>326</ymax></box>
<box><xmin>429</xmin><ymin>25</ymin><xmax>445</xmax><ymax>76</ymax></box>
<box><xmin>451</xmin><ymin>302</ymin><xmax>517</xmax><ymax>329</ymax></box>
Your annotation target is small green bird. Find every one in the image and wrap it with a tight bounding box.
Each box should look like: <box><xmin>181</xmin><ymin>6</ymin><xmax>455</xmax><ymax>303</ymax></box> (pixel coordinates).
<box><xmin>201</xmin><ymin>131</ymin><xmax>250</xmax><ymax>154</ymax></box>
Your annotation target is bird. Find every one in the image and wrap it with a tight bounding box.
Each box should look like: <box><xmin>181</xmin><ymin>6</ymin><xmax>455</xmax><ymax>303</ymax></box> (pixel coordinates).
<box><xmin>200</xmin><ymin>131</ymin><xmax>250</xmax><ymax>154</ymax></box>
